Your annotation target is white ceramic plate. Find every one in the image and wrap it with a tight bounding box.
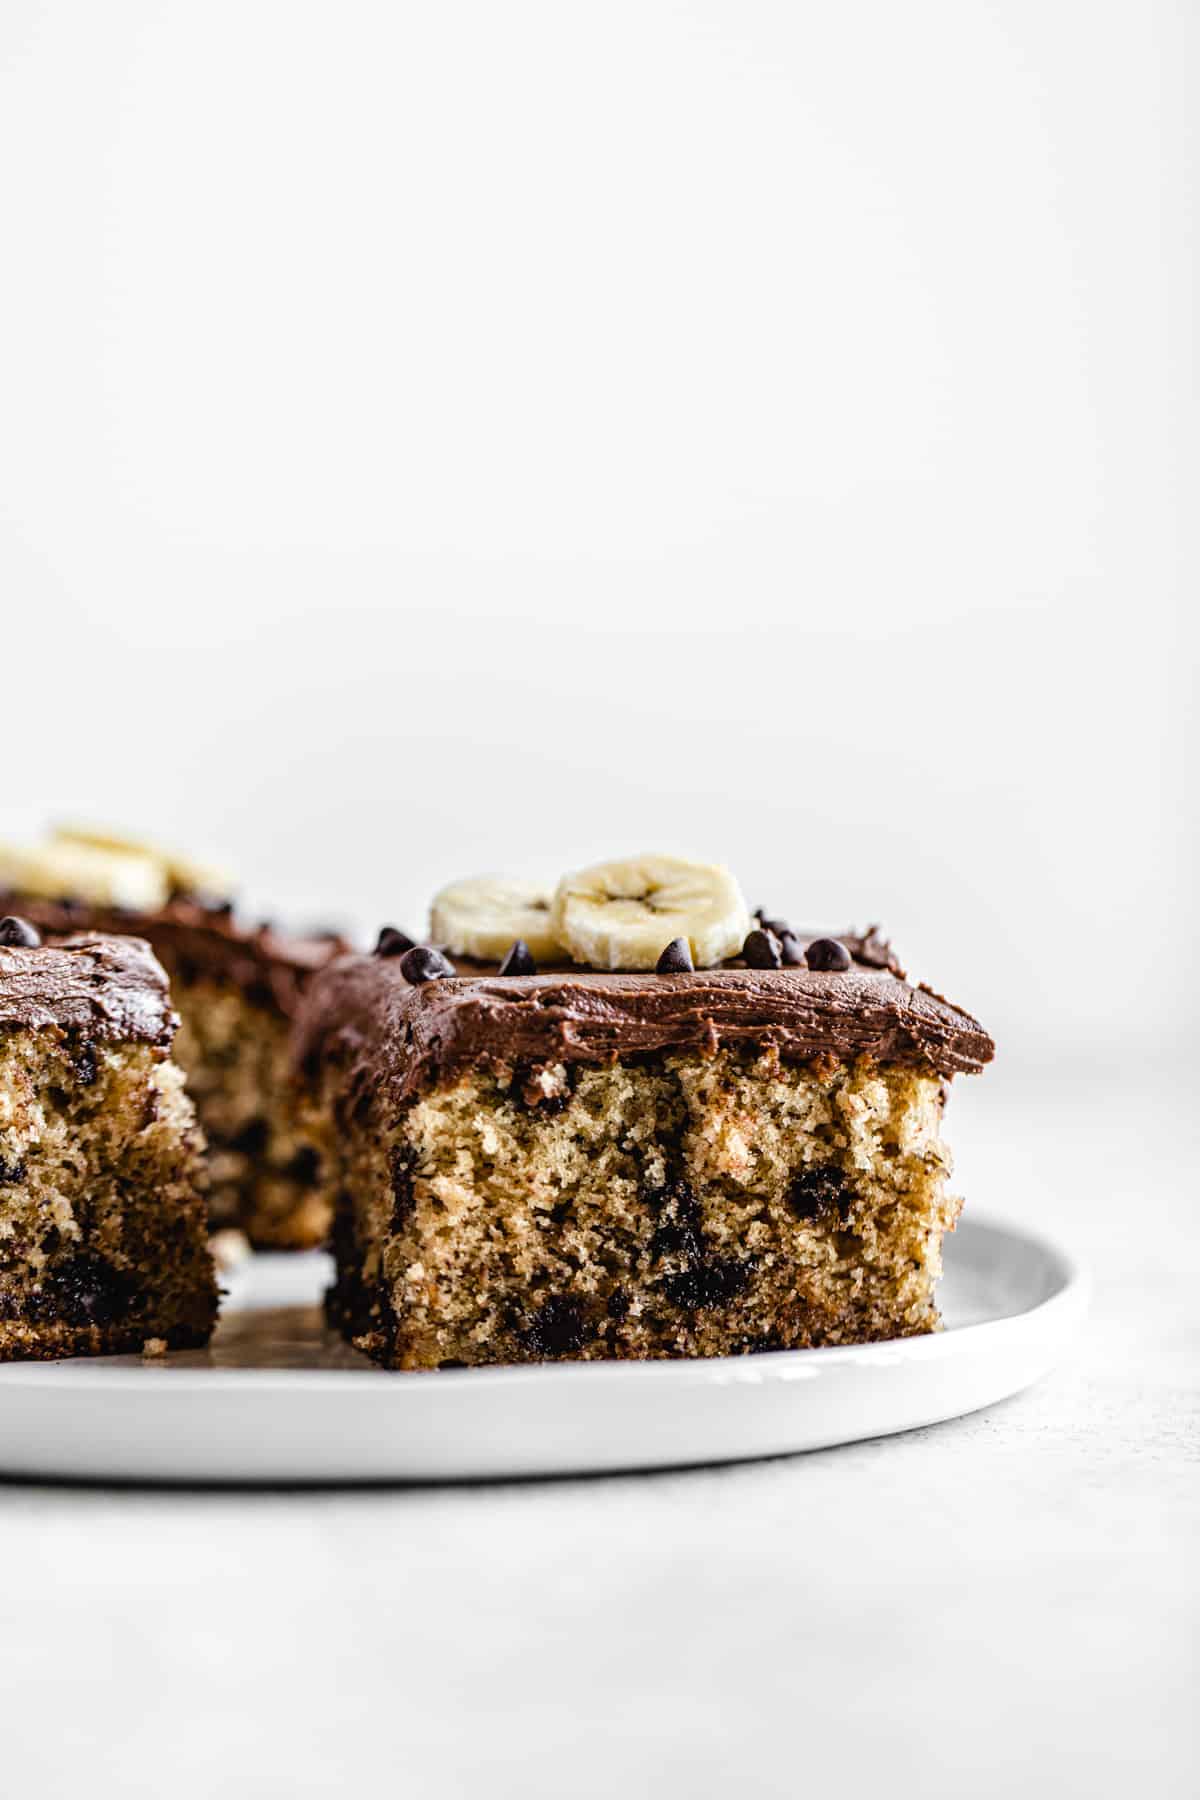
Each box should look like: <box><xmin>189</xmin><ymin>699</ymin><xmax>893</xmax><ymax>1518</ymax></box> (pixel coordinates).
<box><xmin>0</xmin><ymin>1215</ymin><xmax>1086</xmax><ymax>1484</ymax></box>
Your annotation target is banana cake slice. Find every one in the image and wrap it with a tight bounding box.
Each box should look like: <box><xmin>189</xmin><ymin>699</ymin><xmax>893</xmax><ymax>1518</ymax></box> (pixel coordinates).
<box><xmin>0</xmin><ymin>825</ymin><xmax>346</xmax><ymax>1248</ymax></box>
<box><xmin>294</xmin><ymin>856</ymin><xmax>994</xmax><ymax>1369</ymax></box>
<box><xmin>0</xmin><ymin>918</ymin><xmax>217</xmax><ymax>1361</ymax></box>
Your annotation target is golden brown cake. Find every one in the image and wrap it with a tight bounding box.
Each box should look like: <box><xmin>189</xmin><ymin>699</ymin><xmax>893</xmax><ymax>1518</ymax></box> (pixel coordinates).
<box><xmin>0</xmin><ymin>828</ymin><xmax>345</xmax><ymax>1248</ymax></box>
<box><xmin>294</xmin><ymin>857</ymin><xmax>994</xmax><ymax>1369</ymax></box>
<box><xmin>0</xmin><ymin>918</ymin><xmax>217</xmax><ymax>1361</ymax></box>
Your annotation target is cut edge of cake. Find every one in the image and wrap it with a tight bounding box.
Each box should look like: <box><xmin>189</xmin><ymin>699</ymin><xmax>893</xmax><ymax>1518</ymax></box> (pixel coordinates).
<box><xmin>0</xmin><ymin>927</ymin><xmax>218</xmax><ymax>1362</ymax></box>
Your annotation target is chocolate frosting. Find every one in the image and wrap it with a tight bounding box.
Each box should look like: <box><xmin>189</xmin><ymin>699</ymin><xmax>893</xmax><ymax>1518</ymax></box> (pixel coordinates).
<box><xmin>293</xmin><ymin>928</ymin><xmax>994</xmax><ymax>1112</ymax></box>
<box><xmin>0</xmin><ymin>933</ymin><xmax>176</xmax><ymax>1046</ymax></box>
<box><xmin>0</xmin><ymin>893</ymin><xmax>345</xmax><ymax>1017</ymax></box>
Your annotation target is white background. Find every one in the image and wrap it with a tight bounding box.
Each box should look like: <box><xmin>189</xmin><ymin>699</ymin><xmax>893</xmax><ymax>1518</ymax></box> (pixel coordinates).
<box><xmin>0</xmin><ymin>9</ymin><xmax>1197</xmax><ymax>1797</ymax></box>
<box><xmin>1</xmin><ymin>0</ymin><xmax>1195</xmax><ymax>1072</ymax></box>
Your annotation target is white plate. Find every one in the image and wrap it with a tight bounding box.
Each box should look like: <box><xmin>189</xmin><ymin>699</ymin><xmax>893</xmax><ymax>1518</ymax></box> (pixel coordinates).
<box><xmin>0</xmin><ymin>1216</ymin><xmax>1086</xmax><ymax>1484</ymax></box>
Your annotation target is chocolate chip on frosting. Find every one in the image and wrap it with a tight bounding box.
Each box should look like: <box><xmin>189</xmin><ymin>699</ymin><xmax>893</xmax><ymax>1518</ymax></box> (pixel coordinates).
<box><xmin>778</xmin><ymin>930</ymin><xmax>805</xmax><ymax>966</ymax></box>
<box><xmin>375</xmin><ymin>926</ymin><xmax>416</xmax><ymax>958</ymax></box>
<box><xmin>742</xmin><ymin>928</ymin><xmax>782</xmax><ymax>970</ymax></box>
<box><xmin>399</xmin><ymin>944</ymin><xmax>456</xmax><ymax>985</ymax></box>
<box><xmin>805</xmin><ymin>937</ymin><xmax>852</xmax><ymax>972</ymax></box>
<box><xmin>0</xmin><ymin>916</ymin><xmax>42</xmax><ymax>948</ymax></box>
<box><xmin>498</xmin><ymin>940</ymin><xmax>537</xmax><ymax>977</ymax></box>
<box><xmin>656</xmin><ymin>937</ymin><xmax>694</xmax><ymax>974</ymax></box>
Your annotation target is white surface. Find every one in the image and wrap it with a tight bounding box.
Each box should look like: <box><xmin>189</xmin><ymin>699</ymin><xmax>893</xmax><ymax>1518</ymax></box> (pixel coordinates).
<box><xmin>0</xmin><ymin>1218</ymin><xmax>1086</xmax><ymax>1484</ymax></box>
<box><xmin>0</xmin><ymin>1</ymin><xmax>1196</xmax><ymax>1071</ymax></box>
<box><xmin>1</xmin><ymin>1071</ymin><xmax>1196</xmax><ymax>1797</ymax></box>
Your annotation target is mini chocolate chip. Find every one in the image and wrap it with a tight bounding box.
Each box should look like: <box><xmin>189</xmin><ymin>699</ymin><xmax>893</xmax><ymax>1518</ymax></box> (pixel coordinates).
<box><xmin>73</xmin><ymin>1043</ymin><xmax>97</xmax><ymax>1086</ymax></box>
<box><xmin>523</xmin><ymin>1294</ymin><xmax>591</xmax><ymax>1358</ymax></box>
<box><xmin>399</xmin><ymin>944</ymin><xmax>456</xmax><ymax>984</ymax></box>
<box><xmin>285</xmin><ymin>1145</ymin><xmax>322</xmax><ymax>1186</ymax></box>
<box><xmin>778</xmin><ymin>929</ymin><xmax>805</xmax><ymax>966</ymax></box>
<box><xmin>806</xmin><ymin>936</ymin><xmax>851</xmax><ymax>972</ymax></box>
<box><xmin>0</xmin><ymin>1154</ymin><xmax>27</xmax><ymax>1185</ymax></box>
<box><xmin>375</xmin><ymin>926</ymin><xmax>416</xmax><ymax>958</ymax></box>
<box><xmin>230</xmin><ymin>1117</ymin><xmax>269</xmax><ymax>1156</ymax></box>
<box><xmin>647</xmin><ymin>1176</ymin><xmax>706</xmax><ymax>1265</ymax></box>
<box><xmin>34</xmin><ymin>1254</ymin><xmax>133</xmax><ymax>1328</ymax></box>
<box><xmin>498</xmin><ymin>939</ymin><xmax>537</xmax><ymax>976</ymax></box>
<box><xmin>756</xmin><ymin>912</ymin><xmax>792</xmax><ymax>938</ymax></box>
<box><xmin>390</xmin><ymin>1146</ymin><xmax>417</xmax><ymax>1230</ymax></box>
<box><xmin>788</xmin><ymin>1165</ymin><xmax>853</xmax><ymax>1222</ymax></box>
<box><xmin>0</xmin><ymin>916</ymin><xmax>41</xmax><ymax>948</ymax></box>
<box><xmin>656</xmin><ymin>937</ymin><xmax>694</xmax><ymax>974</ymax></box>
<box><xmin>742</xmin><ymin>928</ymin><xmax>782</xmax><ymax>970</ymax></box>
<box><xmin>662</xmin><ymin>1256</ymin><xmax>755</xmax><ymax>1310</ymax></box>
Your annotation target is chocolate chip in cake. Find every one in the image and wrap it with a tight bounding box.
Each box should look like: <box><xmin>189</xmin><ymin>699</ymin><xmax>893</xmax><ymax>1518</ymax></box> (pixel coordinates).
<box><xmin>778</xmin><ymin>929</ymin><xmax>805</xmax><ymax>966</ymax></box>
<box><xmin>35</xmin><ymin>1255</ymin><xmax>134</xmax><ymax>1328</ymax></box>
<box><xmin>806</xmin><ymin>937</ymin><xmax>852</xmax><ymax>972</ymax></box>
<box><xmin>662</xmin><ymin>1256</ymin><xmax>755</xmax><ymax>1311</ymax></box>
<box><xmin>656</xmin><ymin>937</ymin><xmax>694</xmax><ymax>974</ymax></box>
<box><xmin>0</xmin><ymin>916</ymin><xmax>41</xmax><ymax>948</ymax></box>
<box><xmin>375</xmin><ymin>926</ymin><xmax>416</xmax><ymax>958</ymax></box>
<box><xmin>0</xmin><ymin>1153</ymin><xmax>27</xmax><ymax>1185</ymax></box>
<box><xmin>399</xmin><ymin>944</ymin><xmax>456</xmax><ymax>985</ymax></box>
<box><xmin>523</xmin><ymin>1293</ymin><xmax>591</xmax><ymax>1358</ymax></box>
<box><xmin>285</xmin><ymin>1145</ymin><xmax>322</xmax><ymax>1187</ymax></box>
<box><xmin>73</xmin><ymin>1043</ymin><xmax>97</xmax><ymax>1087</ymax></box>
<box><xmin>647</xmin><ymin>1175</ymin><xmax>705</xmax><ymax>1265</ymax></box>
<box><xmin>498</xmin><ymin>939</ymin><xmax>537</xmax><ymax>977</ymax></box>
<box><xmin>389</xmin><ymin>1146</ymin><xmax>417</xmax><ymax>1230</ymax></box>
<box><xmin>788</xmin><ymin>1165</ymin><xmax>853</xmax><ymax>1223</ymax></box>
<box><xmin>742</xmin><ymin>927</ymin><xmax>782</xmax><ymax>970</ymax></box>
<box><xmin>230</xmin><ymin>1117</ymin><xmax>269</xmax><ymax>1156</ymax></box>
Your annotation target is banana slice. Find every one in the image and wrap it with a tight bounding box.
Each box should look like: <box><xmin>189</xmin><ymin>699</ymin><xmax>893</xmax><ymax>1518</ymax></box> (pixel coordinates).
<box><xmin>0</xmin><ymin>840</ymin><xmax>170</xmax><ymax>911</ymax></box>
<box><xmin>430</xmin><ymin>875</ymin><xmax>563</xmax><ymax>964</ymax></box>
<box><xmin>52</xmin><ymin>823</ymin><xmax>234</xmax><ymax>900</ymax></box>
<box><xmin>551</xmin><ymin>854</ymin><xmax>750</xmax><ymax>971</ymax></box>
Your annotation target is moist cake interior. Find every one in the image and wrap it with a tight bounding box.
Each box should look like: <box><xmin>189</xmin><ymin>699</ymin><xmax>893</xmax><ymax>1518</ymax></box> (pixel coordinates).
<box><xmin>0</xmin><ymin>934</ymin><xmax>217</xmax><ymax>1361</ymax></box>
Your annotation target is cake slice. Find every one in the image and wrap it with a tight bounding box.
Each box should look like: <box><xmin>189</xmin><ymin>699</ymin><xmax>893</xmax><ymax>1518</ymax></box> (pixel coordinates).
<box><xmin>0</xmin><ymin>827</ymin><xmax>346</xmax><ymax>1247</ymax></box>
<box><xmin>294</xmin><ymin>857</ymin><xmax>994</xmax><ymax>1369</ymax></box>
<box><xmin>0</xmin><ymin>918</ymin><xmax>217</xmax><ymax>1361</ymax></box>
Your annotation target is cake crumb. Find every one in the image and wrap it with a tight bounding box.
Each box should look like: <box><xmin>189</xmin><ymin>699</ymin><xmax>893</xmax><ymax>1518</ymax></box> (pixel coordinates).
<box><xmin>141</xmin><ymin>1337</ymin><xmax>168</xmax><ymax>1358</ymax></box>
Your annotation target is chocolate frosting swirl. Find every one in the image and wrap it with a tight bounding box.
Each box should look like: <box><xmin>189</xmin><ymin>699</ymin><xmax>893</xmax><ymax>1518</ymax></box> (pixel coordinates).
<box><xmin>0</xmin><ymin>933</ymin><xmax>176</xmax><ymax>1046</ymax></box>
<box><xmin>0</xmin><ymin>892</ymin><xmax>344</xmax><ymax>1018</ymax></box>
<box><xmin>293</xmin><ymin>928</ymin><xmax>994</xmax><ymax>1111</ymax></box>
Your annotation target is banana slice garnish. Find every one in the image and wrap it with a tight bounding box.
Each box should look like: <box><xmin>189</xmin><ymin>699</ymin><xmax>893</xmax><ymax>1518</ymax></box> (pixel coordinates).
<box><xmin>430</xmin><ymin>875</ymin><xmax>563</xmax><ymax>964</ymax></box>
<box><xmin>53</xmin><ymin>823</ymin><xmax>234</xmax><ymax>900</ymax></box>
<box><xmin>0</xmin><ymin>840</ymin><xmax>170</xmax><ymax>911</ymax></box>
<box><xmin>551</xmin><ymin>854</ymin><xmax>750</xmax><ymax>971</ymax></box>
